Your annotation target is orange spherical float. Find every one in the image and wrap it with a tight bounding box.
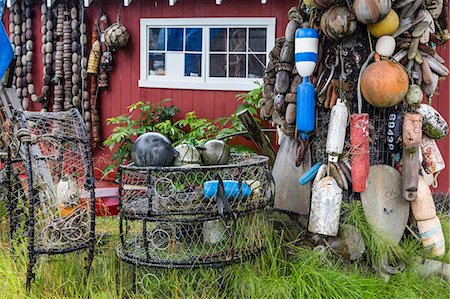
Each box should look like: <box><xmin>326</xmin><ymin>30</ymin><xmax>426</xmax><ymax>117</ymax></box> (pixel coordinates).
<box><xmin>360</xmin><ymin>59</ymin><xmax>409</xmax><ymax>108</ymax></box>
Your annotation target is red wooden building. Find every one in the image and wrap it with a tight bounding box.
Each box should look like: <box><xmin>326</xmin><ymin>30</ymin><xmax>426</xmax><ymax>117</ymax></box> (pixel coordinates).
<box><xmin>2</xmin><ymin>0</ymin><xmax>450</xmax><ymax>193</ymax></box>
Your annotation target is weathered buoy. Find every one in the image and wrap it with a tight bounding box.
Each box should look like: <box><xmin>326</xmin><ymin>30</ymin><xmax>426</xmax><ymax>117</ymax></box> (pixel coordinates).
<box><xmin>416</xmin><ymin>104</ymin><xmax>449</xmax><ymax>140</ymax></box>
<box><xmin>386</xmin><ymin>110</ymin><xmax>403</xmax><ymax>154</ymax></box>
<box><xmin>350</xmin><ymin>113</ymin><xmax>370</xmax><ymax>192</ymax></box>
<box><xmin>375</xmin><ymin>35</ymin><xmax>396</xmax><ymax>57</ymax></box>
<box><xmin>402</xmin><ymin>113</ymin><xmax>423</xmax><ymax>149</ymax></box>
<box><xmin>402</xmin><ymin>146</ymin><xmax>420</xmax><ymax>202</ymax></box>
<box><xmin>417</xmin><ymin>216</ymin><xmax>446</xmax><ymax>257</ymax></box>
<box><xmin>368</xmin><ymin>9</ymin><xmax>399</xmax><ymax>37</ymax></box>
<box><xmin>360</xmin><ymin>59</ymin><xmax>409</xmax><ymax>108</ymax></box>
<box><xmin>326</xmin><ymin>98</ymin><xmax>349</xmax><ymax>162</ymax></box>
<box><xmin>308</xmin><ymin>176</ymin><xmax>343</xmax><ymax>236</ymax></box>
<box><xmin>420</xmin><ymin>135</ymin><xmax>446</xmax><ymax>176</ymax></box>
<box><xmin>411</xmin><ymin>176</ymin><xmax>437</xmax><ymax>221</ymax></box>
<box><xmin>353</xmin><ymin>0</ymin><xmax>391</xmax><ymax>24</ymax></box>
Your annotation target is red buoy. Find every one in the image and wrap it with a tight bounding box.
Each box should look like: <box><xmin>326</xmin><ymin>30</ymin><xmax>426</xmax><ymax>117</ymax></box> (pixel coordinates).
<box><xmin>350</xmin><ymin>113</ymin><xmax>370</xmax><ymax>192</ymax></box>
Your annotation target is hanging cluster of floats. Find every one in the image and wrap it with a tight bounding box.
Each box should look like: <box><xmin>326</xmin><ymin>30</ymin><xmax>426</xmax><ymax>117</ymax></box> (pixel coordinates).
<box><xmin>261</xmin><ymin>0</ymin><xmax>448</xmax><ymax>258</ymax></box>
<box><xmin>7</xmin><ymin>0</ymin><xmax>129</xmax><ymax>146</ymax></box>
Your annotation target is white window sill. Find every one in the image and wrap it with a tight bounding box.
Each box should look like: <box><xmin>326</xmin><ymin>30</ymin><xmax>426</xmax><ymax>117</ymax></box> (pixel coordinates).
<box><xmin>138</xmin><ymin>79</ymin><xmax>262</xmax><ymax>91</ymax></box>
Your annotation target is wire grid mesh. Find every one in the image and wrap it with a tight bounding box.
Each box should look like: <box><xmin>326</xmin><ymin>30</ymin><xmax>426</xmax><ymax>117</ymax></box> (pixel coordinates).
<box><xmin>4</xmin><ymin>108</ymin><xmax>95</xmax><ymax>254</ymax></box>
<box><xmin>119</xmin><ymin>154</ymin><xmax>273</xmax><ymax>217</ymax></box>
<box><xmin>117</xmin><ymin>154</ymin><xmax>273</xmax><ymax>267</ymax></box>
<box><xmin>311</xmin><ymin>106</ymin><xmax>394</xmax><ymax>167</ymax></box>
<box><xmin>117</xmin><ymin>212</ymin><xmax>270</xmax><ymax>267</ymax></box>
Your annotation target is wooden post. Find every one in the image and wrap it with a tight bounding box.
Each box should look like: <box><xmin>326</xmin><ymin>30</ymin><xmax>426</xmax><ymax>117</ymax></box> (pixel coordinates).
<box><xmin>237</xmin><ymin>109</ymin><xmax>276</xmax><ymax>166</ymax></box>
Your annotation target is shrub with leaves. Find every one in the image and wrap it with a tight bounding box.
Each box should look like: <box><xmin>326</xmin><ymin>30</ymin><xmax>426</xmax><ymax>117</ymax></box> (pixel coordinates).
<box><xmin>103</xmin><ymin>84</ymin><xmax>264</xmax><ymax>172</ymax></box>
<box><xmin>103</xmin><ymin>99</ymin><xmax>179</xmax><ymax>172</ymax></box>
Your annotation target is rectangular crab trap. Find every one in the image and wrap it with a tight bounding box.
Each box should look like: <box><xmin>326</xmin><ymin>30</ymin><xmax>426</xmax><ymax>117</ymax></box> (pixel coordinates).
<box><xmin>117</xmin><ymin>154</ymin><xmax>274</xmax><ymax>268</ymax></box>
<box><xmin>0</xmin><ymin>88</ymin><xmax>96</xmax><ymax>290</ymax></box>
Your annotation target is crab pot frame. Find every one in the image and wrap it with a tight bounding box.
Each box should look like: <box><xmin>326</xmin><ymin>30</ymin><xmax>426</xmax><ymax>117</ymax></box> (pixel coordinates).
<box><xmin>2</xmin><ymin>108</ymin><xmax>96</xmax><ymax>290</ymax></box>
<box><xmin>117</xmin><ymin>154</ymin><xmax>274</xmax><ymax>268</ymax></box>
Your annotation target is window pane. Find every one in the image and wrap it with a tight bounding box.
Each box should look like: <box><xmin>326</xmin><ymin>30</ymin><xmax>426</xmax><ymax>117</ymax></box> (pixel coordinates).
<box><xmin>149</xmin><ymin>28</ymin><xmax>166</xmax><ymax>51</ymax></box>
<box><xmin>149</xmin><ymin>53</ymin><xmax>165</xmax><ymax>76</ymax></box>
<box><xmin>229</xmin><ymin>54</ymin><xmax>246</xmax><ymax>77</ymax></box>
<box><xmin>210</xmin><ymin>54</ymin><xmax>227</xmax><ymax>77</ymax></box>
<box><xmin>210</xmin><ymin>28</ymin><xmax>227</xmax><ymax>52</ymax></box>
<box><xmin>249</xmin><ymin>28</ymin><xmax>266</xmax><ymax>52</ymax></box>
<box><xmin>248</xmin><ymin>54</ymin><xmax>266</xmax><ymax>78</ymax></box>
<box><xmin>185</xmin><ymin>54</ymin><xmax>202</xmax><ymax>77</ymax></box>
<box><xmin>167</xmin><ymin>28</ymin><xmax>183</xmax><ymax>51</ymax></box>
<box><xmin>186</xmin><ymin>28</ymin><xmax>202</xmax><ymax>52</ymax></box>
<box><xmin>229</xmin><ymin>28</ymin><xmax>246</xmax><ymax>52</ymax></box>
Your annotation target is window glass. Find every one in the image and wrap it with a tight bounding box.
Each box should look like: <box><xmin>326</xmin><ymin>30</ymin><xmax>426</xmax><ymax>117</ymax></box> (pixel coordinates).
<box><xmin>185</xmin><ymin>54</ymin><xmax>202</xmax><ymax>77</ymax></box>
<box><xmin>149</xmin><ymin>28</ymin><xmax>166</xmax><ymax>51</ymax></box>
<box><xmin>167</xmin><ymin>28</ymin><xmax>183</xmax><ymax>51</ymax></box>
<box><xmin>248</xmin><ymin>54</ymin><xmax>266</xmax><ymax>78</ymax></box>
<box><xmin>210</xmin><ymin>54</ymin><xmax>226</xmax><ymax>77</ymax></box>
<box><xmin>229</xmin><ymin>54</ymin><xmax>246</xmax><ymax>77</ymax></box>
<box><xmin>149</xmin><ymin>53</ymin><xmax>165</xmax><ymax>75</ymax></box>
<box><xmin>185</xmin><ymin>28</ymin><xmax>202</xmax><ymax>52</ymax></box>
<box><xmin>210</xmin><ymin>28</ymin><xmax>227</xmax><ymax>52</ymax></box>
<box><xmin>229</xmin><ymin>28</ymin><xmax>246</xmax><ymax>52</ymax></box>
<box><xmin>249</xmin><ymin>28</ymin><xmax>266</xmax><ymax>52</ymax></box>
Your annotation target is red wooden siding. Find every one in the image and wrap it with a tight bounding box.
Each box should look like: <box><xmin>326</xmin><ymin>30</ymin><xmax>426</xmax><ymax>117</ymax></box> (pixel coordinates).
<box><xmin>2</xmin><ymin>0</ymin><xmax>449</xmax><ymax>192</ymax></box>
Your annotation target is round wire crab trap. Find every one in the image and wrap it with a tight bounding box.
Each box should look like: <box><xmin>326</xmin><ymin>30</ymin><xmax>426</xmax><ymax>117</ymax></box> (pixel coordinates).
<box><xmin>117</xmin><ymin>154</ymin><xmax>274</xmax><ymax>267</ymax></box>
<box><xmin>1</xmin><ymin>105</ymin><xmax>96</xmax><ymax>290</ymax></box>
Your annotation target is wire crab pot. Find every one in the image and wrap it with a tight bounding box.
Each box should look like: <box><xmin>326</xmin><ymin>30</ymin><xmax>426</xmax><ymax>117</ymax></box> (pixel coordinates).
<box><xmin>117</xmin><ymin>154</ymin><xmax>274</xmax><ymax>268</ymax></box>
<box><xmin>0</xmin><ymin>95</ymin><xmax>96</xmax><ymax>290</ymax></box>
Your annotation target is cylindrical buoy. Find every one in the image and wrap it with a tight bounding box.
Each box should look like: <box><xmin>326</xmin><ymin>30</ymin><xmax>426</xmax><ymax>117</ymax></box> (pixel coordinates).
<box><xmin>421</xmin><ymin>135</ymin><xmax>446</xmax><ymax>176</ymax></box>
<box><xmin>403</xmin><ymin>113</ymin><xmax>423</xmax><ymax>149</ymax></box>
<box><xmin>296</xmin><ymin>77</ymin><xmax>315</xmax><ymax>140</ymax></box>
<box><xmin>326</xmin><ymin>99</ymin><xmax>349</xmax><ymax>162</ymax></box>
<box><xmin>411</xmin><ymin>176</ymin><xmax>436</xmax><ymax>221</ymax></box>
<box><xmin>295</xmin><ymin>28</ymin><xmax>319</xmax><ymax>78</ymax></box>
<box><xmin>308</xmin><ymin>176</ymin><xmax>343</xmax><ymax>236</ymax></box>
<box><xmin>386</xmin><ymin>110</ymin><xmax>403</xmax><ymax>154</ymax></box>
<box><xmin>295</xmin><ymin>28</ymin><xmax>318</xmax><ymax>140</ymax></box>
<box><xmin>402</xmin><ymin>146</ymin><xmax>420</xmax><ymax>201</ymax></box>
<box><xmin>350</xmin><ymin>113</ymin><xmax>370</xmax><ymax>193</ymax></box>
<box><xmin>417</xmin><ymin>216</ymin><xmax>446</xmax><ymax>257</ymax></box>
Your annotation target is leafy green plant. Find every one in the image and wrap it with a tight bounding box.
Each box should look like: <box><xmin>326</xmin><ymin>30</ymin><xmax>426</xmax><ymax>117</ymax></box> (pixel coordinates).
<box><xmin>104</xmin><ymin>84</ymin><xmax>264</xmax><ymax>172</ymax></box>
<box><xmin>103</xmin><ymin>99</ymin><xmax>179</xmax><ymax>172</ymax></box>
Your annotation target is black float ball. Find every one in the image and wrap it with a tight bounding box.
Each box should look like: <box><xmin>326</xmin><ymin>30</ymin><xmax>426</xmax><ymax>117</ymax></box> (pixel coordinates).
<box><xmin>131</xmin><ymin>132</ymin><xmax>178</xmax><ymax>167</ymax></box>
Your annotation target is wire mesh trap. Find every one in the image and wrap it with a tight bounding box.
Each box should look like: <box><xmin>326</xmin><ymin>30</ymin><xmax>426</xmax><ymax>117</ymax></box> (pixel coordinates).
<box><xmin>0</xmin><ymin>93</ymin><xmax>96</xmax><ymax>289</ymax></box>
<box><xmin>117</xmin><ymin>154</ymin><xmax>274</xmax><ymax>268</ymax></box>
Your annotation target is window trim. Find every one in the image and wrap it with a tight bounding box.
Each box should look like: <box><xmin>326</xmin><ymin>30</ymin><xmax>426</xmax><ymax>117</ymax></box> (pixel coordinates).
<box><xmin>139</xmin><ymin>17</ymin><xmax>276</xmax><ymax>91</ymax></box>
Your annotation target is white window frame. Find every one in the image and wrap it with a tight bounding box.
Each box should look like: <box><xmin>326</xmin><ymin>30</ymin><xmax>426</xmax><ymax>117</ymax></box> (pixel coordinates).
<box><xmin>139</xmin><ymin>17</ymin><xmax>276</xmax><ymax>91</ymax></box>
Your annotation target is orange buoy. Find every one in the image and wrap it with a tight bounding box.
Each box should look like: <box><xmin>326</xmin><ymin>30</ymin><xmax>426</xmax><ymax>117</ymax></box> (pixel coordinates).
<box><xmin>360</xmin><ymin>59</ymin><xmax>409</xmax><ymax>108</ymax></box>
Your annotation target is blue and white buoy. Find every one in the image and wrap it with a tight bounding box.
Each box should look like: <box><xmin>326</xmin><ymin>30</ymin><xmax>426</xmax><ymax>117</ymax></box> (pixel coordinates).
<box><xmin>295</xmin><ymin>28</ymin><xmax>319</xmax><ymax>140</ymax></box>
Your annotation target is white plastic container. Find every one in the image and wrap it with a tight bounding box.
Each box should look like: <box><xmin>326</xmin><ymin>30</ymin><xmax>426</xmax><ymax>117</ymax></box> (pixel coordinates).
<box><xmin>326</xmin><ymin>99</ymin><xmax>349</xmax><ymax>162</ymax></box>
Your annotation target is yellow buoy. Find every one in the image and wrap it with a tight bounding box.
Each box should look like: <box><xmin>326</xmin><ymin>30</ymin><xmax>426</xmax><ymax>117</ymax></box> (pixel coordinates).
<box><xmin>368</xmin><ymin>10</ymin><xmax>399</xmax><ymax>38</ymax></box>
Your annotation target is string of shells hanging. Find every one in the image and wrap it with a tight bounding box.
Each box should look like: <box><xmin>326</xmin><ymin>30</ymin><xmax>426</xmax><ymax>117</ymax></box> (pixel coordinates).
<box><xmin>80</xmin><ymin>10</ymin><xmax>90</xmax><ymax>137</ymax></box>
<box><xmin>41</xmin><ymin>1</ymin><xmax>53</xmax><ymax>112</ymax></box>
<box><xmin>53</xmin><ymin>4</ymin><xmax>65</xmax><ymax>111</ymax></box>
<box><xmin>9</xmin><ymin>0</ymin><xmax>38</xmax><ymax>110</ymax></box>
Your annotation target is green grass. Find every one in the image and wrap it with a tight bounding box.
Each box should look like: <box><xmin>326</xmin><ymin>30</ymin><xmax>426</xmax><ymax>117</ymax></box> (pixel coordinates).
<box><xmin>0</xmin><ymin>202</ymin><xmax>449</xmax><ymax>299</ymax></box>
